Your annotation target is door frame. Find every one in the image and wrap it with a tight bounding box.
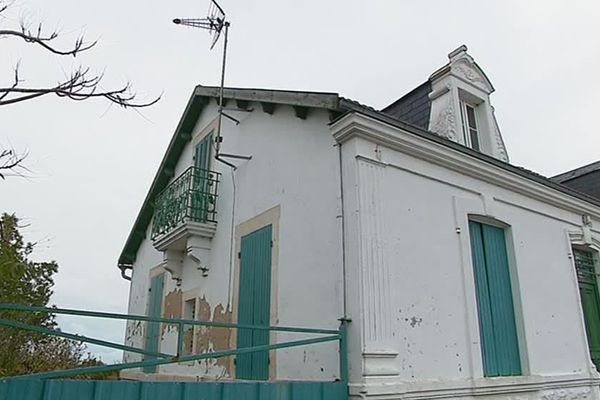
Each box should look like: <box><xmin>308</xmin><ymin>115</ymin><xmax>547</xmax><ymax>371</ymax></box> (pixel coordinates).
<box><xmin>231</xmin><ymin>205</ymin><xmax>280</xmax><ymax>379</ymax></box>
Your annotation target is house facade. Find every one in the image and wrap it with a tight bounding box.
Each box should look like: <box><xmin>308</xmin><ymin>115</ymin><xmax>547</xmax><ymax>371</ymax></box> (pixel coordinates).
<box><xmin>119</xmin><ymin>46</ymin><xmax>600</xmax><ymax>400</ymax></box>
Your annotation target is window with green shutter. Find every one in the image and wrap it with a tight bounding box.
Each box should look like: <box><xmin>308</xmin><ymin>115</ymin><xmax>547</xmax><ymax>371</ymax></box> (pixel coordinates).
<box><xmin>469</xmin><ymin>220</ymin><xmax>521</xmax><ymax>377</ymax></box>
<box><xmin>573</xmin><ymin>248</ymin><xmax>600</xmax><ymax>369</ymax></box>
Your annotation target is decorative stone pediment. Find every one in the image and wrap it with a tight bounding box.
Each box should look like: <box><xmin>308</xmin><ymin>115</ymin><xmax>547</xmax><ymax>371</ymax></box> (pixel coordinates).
<box><xmin>452</xmin><ymin>59</ymin><xmax>494</xmax><ymax>93</ymax></box>
<box><xmin>431</xmin><ymin>45</ymin><xmax>495</xmax><ymax>94</ymax></box>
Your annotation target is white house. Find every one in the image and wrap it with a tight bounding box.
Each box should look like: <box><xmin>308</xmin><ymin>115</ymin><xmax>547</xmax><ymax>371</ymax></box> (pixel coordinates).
<box><xmin>119</xmin><ymin>46</ymin><xmax>600</xmax><ymax>400</ymax></box>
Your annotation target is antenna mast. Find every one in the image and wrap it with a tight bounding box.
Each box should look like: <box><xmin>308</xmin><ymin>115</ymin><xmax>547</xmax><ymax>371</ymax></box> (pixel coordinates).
<box><xmin>174</xmin><ymin>1</ymin><xmax>248</xmax><ymax>169</ymax></box>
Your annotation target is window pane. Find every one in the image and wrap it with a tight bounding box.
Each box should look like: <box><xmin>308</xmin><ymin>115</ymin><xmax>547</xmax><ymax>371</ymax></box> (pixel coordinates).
<box><xmin>470</xmin><ymin>128</ymin><xmax>480</xmax><ymax>151</ymax></box>
<box><xmin>466</xmin><ymin>105</ymin><xmax>478</xmax><ymax>130</ymax></box>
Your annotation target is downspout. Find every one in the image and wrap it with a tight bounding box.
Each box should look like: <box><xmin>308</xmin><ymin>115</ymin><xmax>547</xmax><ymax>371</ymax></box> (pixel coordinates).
<box><xmin>337</xmin><ymin>142</ymin><xmax>348</xmax><ymax>319</ymax></box>
<box><xmin>118</xmin><ymin>263</ymin><xmax>133</xmax><ymax>281</ymax></box>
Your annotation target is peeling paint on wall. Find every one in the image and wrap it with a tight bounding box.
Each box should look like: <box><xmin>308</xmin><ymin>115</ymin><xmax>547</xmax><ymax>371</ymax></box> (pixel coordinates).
<box><xmin>212</xmin><ymin>304</ymin><xmax>233</xmax><ymax>374</ymax></box>
<box><xmin>162</xmin><ymin>288</ymin><xmax>183</xmax><ymax>337</ymax></box>
<box><xmin>194</xmin><ymin>301</ymin><xmax>234</xmax><ymax>377</ymax></box>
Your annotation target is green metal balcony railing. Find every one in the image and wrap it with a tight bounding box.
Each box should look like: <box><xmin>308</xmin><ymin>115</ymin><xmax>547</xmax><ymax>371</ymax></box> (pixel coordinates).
<box><xmin>151</xmin><ymin>166</ymin><xmax>221</xmax><ymax>239</ymax></box>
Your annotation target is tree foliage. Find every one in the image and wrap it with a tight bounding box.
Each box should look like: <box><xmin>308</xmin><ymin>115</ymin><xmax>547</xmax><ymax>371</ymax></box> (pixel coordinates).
<box><xmin>0</xmin><ymin>213</ymin><xmax>104</xmax><ymax>377</ymax></box>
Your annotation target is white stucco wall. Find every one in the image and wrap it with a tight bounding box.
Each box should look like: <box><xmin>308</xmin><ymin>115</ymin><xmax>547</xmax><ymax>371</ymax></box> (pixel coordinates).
<box><xmin>123</xmin><ymin>100</ymin><xmax>344</xmax><ymax>381</ymax></box>
<box><xmin>334</xmin><ymin>113</ymin><xmax>600</xmax><ymax>400</ymax></box>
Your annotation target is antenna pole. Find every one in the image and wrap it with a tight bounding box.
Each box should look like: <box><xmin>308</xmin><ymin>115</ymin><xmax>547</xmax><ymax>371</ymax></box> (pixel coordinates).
<box><xmin>216</xmin><ymin>22</ymin><xmax>230</xmax><ymax>155</ymax></box>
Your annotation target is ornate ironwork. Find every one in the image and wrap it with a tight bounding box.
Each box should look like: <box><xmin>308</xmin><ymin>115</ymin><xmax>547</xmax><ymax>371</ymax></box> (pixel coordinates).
<box><xmin>151</xmin><ymin>166</ymin><xmax>221</xmax><ymax>239</ymax></box>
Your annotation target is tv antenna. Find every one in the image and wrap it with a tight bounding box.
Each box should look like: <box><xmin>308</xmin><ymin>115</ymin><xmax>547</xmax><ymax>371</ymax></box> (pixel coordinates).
<box><xmin>173</xmin><ymin>0</ymin><xmax>250</xmax><ymax>169</ymax></box>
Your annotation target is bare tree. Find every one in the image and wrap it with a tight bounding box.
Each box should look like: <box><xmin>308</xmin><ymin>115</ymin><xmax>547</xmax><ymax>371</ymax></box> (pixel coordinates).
<box><xmin>0</xmin><ymin>1</ymin><xmax>159</xmax><ymax>107</ymax></box>
<box><xmin>0</xmin><ymin>0</ymin><xmax>160</xmax><ymax>177</ymax></box>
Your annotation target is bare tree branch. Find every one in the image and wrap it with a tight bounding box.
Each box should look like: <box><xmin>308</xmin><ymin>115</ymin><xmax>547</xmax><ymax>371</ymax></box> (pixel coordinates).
<box><xmin>0</xmin><ymin>28</ymin><xmax>97</xmax><ymax>56</ymax></box>
<box><xmin>0</xmin><ymin>147</ymin><xmax>29</xmax><ymax>180</ymax></box>
<box><xmin>0</xmin><ymin>65</ymin><xmax>161</xmax><ymax>108</ymax></box>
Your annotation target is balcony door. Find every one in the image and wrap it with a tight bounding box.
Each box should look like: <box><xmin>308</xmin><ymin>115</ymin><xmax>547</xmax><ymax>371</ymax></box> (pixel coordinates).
<box><xmin>192</xmin><ymin>134</ymin><xmax>213</xmax><ymax>222</ymax></box>
<box><xmin>236</xmin><ymin>225</ymin><xmax>273</xmax><ymax>380</ymax></box>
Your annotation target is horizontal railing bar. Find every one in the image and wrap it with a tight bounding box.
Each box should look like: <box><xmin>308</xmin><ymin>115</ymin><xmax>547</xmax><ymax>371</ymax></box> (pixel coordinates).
<box><xmin>6</xmin><ymin>335</ymin><xmax>340</xmax><ymax>380</ymax></box>
<box><xmin>0</xmin><ymin>318</ymin><xmax>172</xmax><ymax>359</ymax></box>
<box><xmin>0</xmin><ymin>304</ymin><xmax>340</xmax><ymax>335</ymax></box>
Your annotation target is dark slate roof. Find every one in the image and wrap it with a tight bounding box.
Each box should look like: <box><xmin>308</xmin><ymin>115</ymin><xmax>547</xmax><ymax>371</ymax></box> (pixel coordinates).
<box><xmin>118</xmin><ymin>85</ymin><xmax>600</xmax><ymax>272</ymax></box>
<box><xmin>381</xmin><ymin>81</ymin><xmax>432</xmax><ymax>130</ymax></box>
<box><xmin>552</xmin><ymin>161</ymin><xmax>600</xmax><ymax>183</ymax></box>
<box><xmin>552</xmin><ymin>161</ymin><xmax>600</xmax><ymax>201</ymax></box>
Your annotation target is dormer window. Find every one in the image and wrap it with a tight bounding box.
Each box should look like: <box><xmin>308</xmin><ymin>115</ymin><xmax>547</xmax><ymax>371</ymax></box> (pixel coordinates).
<box><xmin>460</xmin><ymin>101</ymin><xmax>480</xmax><ymax>151</ymax></box>
<box><xmin>382</xmin><ymin>45</ymin><xmax>510</xmax><ymax>162</ymax></box>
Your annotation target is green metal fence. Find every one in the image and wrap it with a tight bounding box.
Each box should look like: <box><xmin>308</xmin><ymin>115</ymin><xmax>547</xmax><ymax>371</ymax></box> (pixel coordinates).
<box><xmin>0</xmin><ymin>379</ymin><xmax>347</xmax><ymax>400</ymax></box>
<box><xmin>0</xmin><ymin>304</ymin><xmax>348</xmax><ymax>388</ymax></box>
<box><xmin>151</xmin><ymin>166</ymin><xmax>221</xmax><ymax>239</ymax></box>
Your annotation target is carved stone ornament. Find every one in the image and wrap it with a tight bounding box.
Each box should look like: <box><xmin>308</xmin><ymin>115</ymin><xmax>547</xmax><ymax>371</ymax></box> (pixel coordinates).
<box><xmin>452</xmin><ymin>60</ymin><xmax>490</xmax><ymax>92</ymax></box>
<box><xmin>540</xmin><ymin>388</ymin><xmax>591</xmax><ymax>400</ymax></box>
<box><xmin>431</xmin><ymin>95</ymin><xmax>458</xmax><ymax>142</ymax></box>
<box><xmin>490</xmin><ymin>107</ymin><xmax>509</xmax><ymax>162</ymax></box>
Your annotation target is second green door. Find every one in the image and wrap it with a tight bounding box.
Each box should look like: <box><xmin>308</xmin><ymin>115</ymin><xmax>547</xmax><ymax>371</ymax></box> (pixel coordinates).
<box><xmin>236</xmin><ymin>225</ymin><xmax>273</xmax><ymax>380</ymax></box>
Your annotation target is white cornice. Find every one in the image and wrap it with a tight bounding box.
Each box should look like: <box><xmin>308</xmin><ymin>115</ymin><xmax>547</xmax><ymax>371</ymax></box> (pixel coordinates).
<box><xmin>330</xmin><ymin>113</ymin><xmax>600</xmax><ymax>220</ymax></box>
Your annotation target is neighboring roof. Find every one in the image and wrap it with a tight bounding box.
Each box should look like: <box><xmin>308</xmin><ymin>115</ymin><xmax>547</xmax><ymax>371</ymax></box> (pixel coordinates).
<box><xmin>118</xmin><ymin>85</ymin><xmax>600</xmax><ymax>271</ymax></box>
<box><xmin>381</xmin><ymin>81</ymin><xmax>432</xmax><ymax>129</ymax></box>
<box><xmin>552</xmin><ymin>161</ymin><xmax>600</xmax><ymax>201</ymax></box>
<box><xmin>552</xmin><ymin>160</ymin><xmax>600</xmax><ymax>183</ymax></box>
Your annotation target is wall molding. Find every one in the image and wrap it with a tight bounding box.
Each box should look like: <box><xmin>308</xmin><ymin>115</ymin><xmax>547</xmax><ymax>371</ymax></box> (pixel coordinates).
<box><xmin>331</xmin><ymin>113</ymin><xmax>600</xmax><ymax>220</ymax></box>
<box><xmin>349</xmin><ymin>374</ymin><xmax>600</xmax><ymax>400</ymax></box>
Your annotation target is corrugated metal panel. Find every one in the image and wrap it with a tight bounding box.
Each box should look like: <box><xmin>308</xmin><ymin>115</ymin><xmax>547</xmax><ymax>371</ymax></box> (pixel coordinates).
<box><xmin>468</xmin><ymin>221</ymin><xmax>521</xmax><ymax>377</ymax></box>
<box><xmin>0</xmin><ymin>380</ymin><xmax>346</xmax><ymax>400</ymax></box>
<box><xmin>236</xmin><ymin>225</ymin><xmax>273</xmax><ymax>380</ymax></box>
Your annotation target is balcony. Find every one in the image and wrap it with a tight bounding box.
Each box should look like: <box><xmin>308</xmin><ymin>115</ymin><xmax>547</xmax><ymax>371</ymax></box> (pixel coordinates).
<box><xmin>151</xmin><ymin>166</ymin><xmax>221</xmax><ymax>254</ymax></box>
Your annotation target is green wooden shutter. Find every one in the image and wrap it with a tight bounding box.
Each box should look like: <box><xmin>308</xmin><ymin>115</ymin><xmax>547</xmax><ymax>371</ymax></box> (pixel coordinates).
<box><xmin>236</xmin><ymin>225</ymin><xmax>273</xmax><ymax>380</ymax></box>
<box><xmin>144</xmin><ymin>273</ymin><xmax>164</xmax><ymax>373</ymax></box>
<box><xmin>574</xmin><ymin>249</ymin><xmax>600</xmax><ymax>369</ymax></box>
<box><xmin>195</xmin><ymin>135</ymin><xmax>212</xmax><ymax>171</ymax></box>
<box><xmin>192</xmin><ymin>135</ymin><xmax>213</xmax><ymax>222</ymax></box>
<box><xmin>469</xmin><ymin>221</ymin><xmax>521</xmax><ymax>377</ymax></box>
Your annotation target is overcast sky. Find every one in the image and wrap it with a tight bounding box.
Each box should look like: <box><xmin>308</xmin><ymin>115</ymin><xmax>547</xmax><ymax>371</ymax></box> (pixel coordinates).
<box><xmin>2</xmin><ymin>0</ymin><xmax>600</xmax><ymax>362</ymax></box>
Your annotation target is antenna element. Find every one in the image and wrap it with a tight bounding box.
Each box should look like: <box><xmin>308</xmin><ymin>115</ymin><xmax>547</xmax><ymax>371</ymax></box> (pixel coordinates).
<box><xmin>174</xmin><ymin>1</ymin><xmax>246</xmax><ymax>169</ymax></box>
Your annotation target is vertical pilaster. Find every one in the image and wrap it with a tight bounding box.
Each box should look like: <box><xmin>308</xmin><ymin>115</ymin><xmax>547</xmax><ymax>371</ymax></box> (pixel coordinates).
<box><xmin>357</xmin><ymin>159</ymin><xmax>399</xmax><ymax>376</ymax></box>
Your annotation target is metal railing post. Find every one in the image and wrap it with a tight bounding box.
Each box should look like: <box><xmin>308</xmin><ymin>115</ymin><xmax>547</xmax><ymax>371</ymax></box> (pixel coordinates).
<box><xmin>338</xmin><ymin>318</ymin><xmax>351</xmax><ymax>386</ymax></box>
<box><xmin>177</xmin><ymin>322</ymin><xmax>185</xmax><ymax>357</ymax></box>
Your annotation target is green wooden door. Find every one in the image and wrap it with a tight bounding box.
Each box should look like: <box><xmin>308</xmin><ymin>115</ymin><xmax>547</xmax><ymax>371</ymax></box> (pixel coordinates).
<box><xmin>469</xmin><ymin>221</ymin><xmax>521</xmax><ymax>377</ymax></box>
<box><xmin>236</xmin><ymin>225</ymin><xmax>273</xmax><ymax>380</ymax></box>
<box><xmin>192</xmin><ymin>135</ymin><xmax>213</xmax><ymax>222</ymax></box>
<box><xmin>574</xmin><ymin>249</ymin><xmax>600</xmax><ymax>369</ymax></box>
<box><xmin>143</xmin><ymin>273</ymin><xmax>164</xmax><ymax>373</ymax></box>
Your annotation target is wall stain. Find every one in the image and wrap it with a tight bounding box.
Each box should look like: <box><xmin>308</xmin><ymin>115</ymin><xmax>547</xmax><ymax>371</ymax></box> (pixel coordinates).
<box><xmin>409</xmin><ymin>316</ymin><xmax>423</xmax><ymax>328</ymax></box>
